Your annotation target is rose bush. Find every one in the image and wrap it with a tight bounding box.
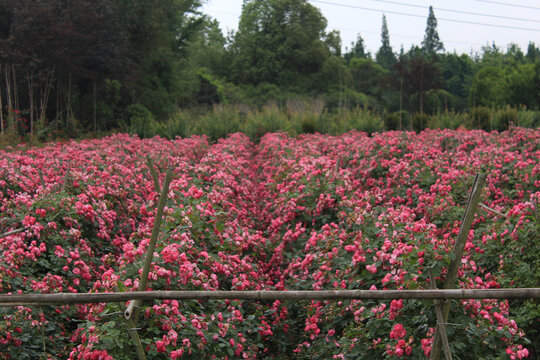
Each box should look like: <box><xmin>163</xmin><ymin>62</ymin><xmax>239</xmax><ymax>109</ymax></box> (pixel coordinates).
<box><xmin>0</xmin><ymin>129</ymin><xmax>538</xmax><ymax>359</ymax></box>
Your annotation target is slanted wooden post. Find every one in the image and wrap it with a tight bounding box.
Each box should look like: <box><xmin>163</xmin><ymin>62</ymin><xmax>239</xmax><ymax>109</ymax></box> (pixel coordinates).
<box><xmin>124</xmin><ymin>167</ymin><xmax>173</xmax><ymax>321</ymax></box>
<box><xmin>122</xmin><ymin>161</ymin><xmax>173</xmax><ymax>360</ymax></box>
<box><xmin>431</xmin><ymin>173</ymin><xmax>486</xmax><ymax>360</ymax></box>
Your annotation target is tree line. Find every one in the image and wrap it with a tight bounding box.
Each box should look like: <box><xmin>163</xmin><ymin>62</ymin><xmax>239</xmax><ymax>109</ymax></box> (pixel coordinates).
<box><xmin>0</xmin><ymin>0</ymin><xmax>539</xmax><ymax>139</ymax></box>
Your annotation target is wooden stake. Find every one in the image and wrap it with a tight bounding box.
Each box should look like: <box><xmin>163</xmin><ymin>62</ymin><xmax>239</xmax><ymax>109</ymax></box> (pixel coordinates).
<box><xmin>125</xmin><ymin>167</ymin><xmax>173</xmax><ymax>321</ymax></box>
<box><xmin>431</xmin><ymin>173</ymin><xmax>486</xmax><ymax>360</ymax></box>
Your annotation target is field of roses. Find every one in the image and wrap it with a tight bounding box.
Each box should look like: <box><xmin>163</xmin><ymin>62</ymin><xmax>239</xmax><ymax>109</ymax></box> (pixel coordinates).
<box><xmin>0</xmin><ymin>128</ymin><xmax>538</xmax><ymax>359</ymax></box>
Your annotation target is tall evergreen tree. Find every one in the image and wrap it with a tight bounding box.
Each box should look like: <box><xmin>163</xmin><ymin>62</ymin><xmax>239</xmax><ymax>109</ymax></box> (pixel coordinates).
<box><xmin>375</xmin><ymin>14</ymin><xmax>395</xmax><ymax>69</ymax></box>
<box><xmin>422</xmin><ymin>6</ymin><xmax>444</xmax><ymax>55</ymax></box>
<box><xmin>526</xmin><ymin>42</ymin><xmax>539</xmax><ymax>63</ymax></box>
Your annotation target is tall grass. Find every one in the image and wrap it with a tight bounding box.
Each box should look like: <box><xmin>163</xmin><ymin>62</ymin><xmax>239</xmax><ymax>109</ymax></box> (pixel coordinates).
<box><xmin>5</xmin><ymin>100</ymin><xmax>535</xmax><ymax>147</ymax></box>
<box><xmin>133</xmin><ymin>102</ymin><xmax>539</xmax><ymax>142</ymax></box>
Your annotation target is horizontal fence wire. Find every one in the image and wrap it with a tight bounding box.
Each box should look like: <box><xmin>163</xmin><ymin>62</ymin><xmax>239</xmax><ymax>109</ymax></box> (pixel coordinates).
<box><xmin>1</xmin><ymin>288</ymin><xmax>539</xmax><ymax>306</ymax></box>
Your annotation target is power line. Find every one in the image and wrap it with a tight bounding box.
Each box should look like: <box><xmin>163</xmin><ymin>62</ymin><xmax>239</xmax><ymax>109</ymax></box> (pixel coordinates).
<box><xmin>368</xmin><ymin>0</ymin><xmax>540</xmax><ymax>23</ymax></box>
<box><xmin>204</xmin><ymin>10</ymin><xmax>496</xmax><ymax>49</ymax></box>
<box><xmin>475</xmin><ymin>0</ymin><xmax>540</xmax><ymax>11</ymax></box>
<box><xmin>310</xmin><ymin>0</ymin><xmax>540</xmax><ymax>32</ymax></box>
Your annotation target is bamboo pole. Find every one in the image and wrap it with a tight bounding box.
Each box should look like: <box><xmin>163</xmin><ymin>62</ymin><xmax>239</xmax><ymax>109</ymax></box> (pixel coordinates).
<box><xmin>431</xmin><ymin>173</ymin><xmax>486</xmax><ymax>360</ymax></box>
<box><xmin>124</xmin><ymin>167</ymin><xmax>173</xmax><ymax>321</ymax></box>
<box><xmin>430</xmin><ymin>271</ymin><xmax>452</xmax><ymax>360</ymax></box>
<box><xmin>433</xmin><ymin>303</ymin><xmax>452</xmax><ymax>360</ymax></box>
<box><xmin>114</xmin><ymin>287</ymin><xmax>147</xmax><ymax>360</ymax></box>
<box><xmin>1</xmin><ymin>288</ymin><xmax>539</xmax><ymax>306</ymax></box>
<box><xmin>0</xmin><ymin>64</ymin><xmax>3</xmax><ymax>136</ymax></box>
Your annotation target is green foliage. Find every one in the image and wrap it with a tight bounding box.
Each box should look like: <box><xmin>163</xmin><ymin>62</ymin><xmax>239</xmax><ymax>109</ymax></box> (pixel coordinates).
<box><xmin>113</xmin><ymin>103</ymin><xmax>538</xmax><ymax>143</ymax></box>
<box><xmin>440</xmin><ymin>53</ymin><xmax>474</xmax><ymax>111</ymax></box>
<box><xmin>493</xmin><ymin>106</ymin><xmax>518</xmax><ymax>131</ymax></box>
<box><xmin>349</xmin><ymin>58</ymin><xmax>386</xmax><ymax>98</ymax></box>
<box><xmin>124</xmin><ymin>104</ymin><xmax>157</xmax><ymax>138</ymax></box>
<box><xmin>344</xmin><ymin>34</ymin><xmax>369</xmax><ymax>63</ymax></box>
<box><xmin>412</xmin><ymin>112</ymin><xmax>430</xmax><ymax>132</ymax></box>
<box><xmin>231</xmin><ymin>0</ymin><xmax>333</xmax><ymax>91</ymax></box>
<box><xmin>517</xmin><ymin>108</ymin><xmax>540</xmax><ymax>128</ymax></box>
<box><xmin>2</xmin><ymin>0</ymin><xmax>539</xmax><ymax>142</ymax></box>
<box><xmin>427</xmin><ymin>112</ymin><xmax>466</xmax><ymax>129</ymax></box>
<box><xmin>475</xmin><ymin>202</ymin><xmax>540</xmax><ymax>356</ymax></box>
<box><xmin>470</xmin><ymin>66</ymin><xmax>505</xmax><ymax>108</ymax></box>
<box><xmin>468</xmin><ymin>106</ymin><xmax>492</xmax><ymax>130</ymax></box>
<box><xmin>423</xmin><ymin>89</ymin><xmax>453</xmax><ymax>114</ymax></box>
<box><xmin>385</xmin><ymin>111</ymin><xmax>410</xmax><ymax>130</ymax></box>
<box><xmin>375</xmin><ymin>15</ymin><xmax>396</xmax><ymax>69</ymax></box>
<box><xmin>421</xmin><ymin>6</ymin><xmax>444</xmax><ymax>55</ymax></box>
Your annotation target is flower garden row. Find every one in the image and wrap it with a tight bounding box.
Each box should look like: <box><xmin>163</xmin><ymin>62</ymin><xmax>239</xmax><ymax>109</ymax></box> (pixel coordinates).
<box><xmin>0</xmin><ymin>128</ymin><xmax>538</xmax><ymax>359</ymax></box>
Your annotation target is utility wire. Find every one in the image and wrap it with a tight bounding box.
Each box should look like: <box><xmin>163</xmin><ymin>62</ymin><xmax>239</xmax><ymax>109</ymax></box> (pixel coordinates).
<box><xmin>310</xmin><ymin>0</ymin><xmax>540</xmax><ymax>32</ymax></box>
<box><xmin>476</xmin><ymin>0</ymin><xmax>540</xmax><ymax>11</ymax></box>
<box><xmin>204</xmin><ymin>10</ymin><xmax>492</xmax><ymax>49</ymax></box>
<box><xmin>368</xmin><ymin>0</ymin><xmax>540</xmax><ymax>23</ymax></box>
<box><xmin>204</xmin><ymin>10</ymin><xmax>484</xmax><ymax>48</ymax></box>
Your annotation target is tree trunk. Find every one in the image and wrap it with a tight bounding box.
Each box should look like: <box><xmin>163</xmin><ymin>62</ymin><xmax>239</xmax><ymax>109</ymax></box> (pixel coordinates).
<box><xmin>27</xmin><ymin>68</ymin><xmax>35</xmax><ymax>136</ymax></box>
<box><xmin>93</xmin><ymin>79</ymin><xmax>96</xmax><ymax>133</ymax></box>
<box><xmin>11</xmin><ymin>65</ymin><xmax>18</xmax><ymax>117</ymax></box>
<box><xmin>4</xmin><ymin>67</ymin><xmax>14</xmax><ymax>133</ymax></box>
<box><xmin>419</xmin><ymin>66</ymin><xmax>424</xmax><ymax>115</ymax></box>
<box><xmin>0</xmin><ymin>64</ymin><xmax>3</xmax><ymax>136</ymax></box>
<box><xmin>38</xmin><ymin>68</ymin><xmax>54</xmax><ymax>135</ymax></box>
<box><xmin>65</xmin><ymin>72</ymin><xmax>73</xmax><ymax>129</ymax></box>
<box><xmin>56</xmin><ymin>77</ymin><xmax>59</xmax><ymax>130</ymax></box>
<box><xmin>399</xmin><ymin>75</ymin><xmax>403</xmax><ymax>131</ymax></box>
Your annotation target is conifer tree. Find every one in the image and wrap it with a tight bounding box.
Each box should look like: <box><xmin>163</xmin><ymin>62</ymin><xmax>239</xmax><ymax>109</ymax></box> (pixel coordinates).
<box><xmin>422</xmin><ymin>6</ymin><xmax>444</xmax><ymax>55</ymax></box>
<box><xmin>375</xmin><ymin>14</ymin><xmax>395</xmax><ymax>69</ymax></box>
<box><xmin>344</xmin><ymin>34</ymin><xmax>369</xmax><ymax>62</ymax></box>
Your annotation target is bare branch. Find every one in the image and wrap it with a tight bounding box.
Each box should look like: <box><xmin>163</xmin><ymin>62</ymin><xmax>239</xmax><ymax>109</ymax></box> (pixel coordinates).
<box><xmin>0</xmin><ymin>228</ymin><xmax>24</xmax><ymax>239</ymax></box>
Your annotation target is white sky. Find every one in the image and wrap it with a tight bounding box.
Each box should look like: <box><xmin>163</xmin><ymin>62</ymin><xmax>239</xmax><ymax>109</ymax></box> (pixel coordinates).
<box><xmin>201</xmin><ymin>0</ymin><xmax>540</xmax><ymax>56</ymax></box>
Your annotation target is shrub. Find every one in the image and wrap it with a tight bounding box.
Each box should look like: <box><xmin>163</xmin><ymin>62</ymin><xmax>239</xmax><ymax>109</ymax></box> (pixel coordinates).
<box><xmin>468</xmin><ymin>106</ymin><xmax>492</xmax><ymax>130</ymax></box>
<box><xmin>427</xmin><ymin>112</ymin><xmax>466</xmax><ymax>130</ymax></box>
<box><xmin>493</xmin><ymin>106</ymin><xmax>519</xmax><ymax>131</ymax></box>
<box><xmin>517</xmin><ymin>108</ymin><xmax>540</xmax><ymax>129</ymax></box>
<box><xmin>124</xmin><ymin>103</ymin><xmax>157</xmax><ymax>138</ymax></box>
<box><xmin>384</xmin><ymin>111</ymin><xmax>410</xmax><ymax>131</ymax></box>
<box><xmin>412</xmin><ymin>112</ymin><xmax>430</xmax><ymax>132</ymax></box>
